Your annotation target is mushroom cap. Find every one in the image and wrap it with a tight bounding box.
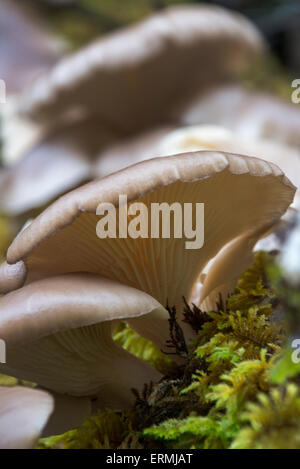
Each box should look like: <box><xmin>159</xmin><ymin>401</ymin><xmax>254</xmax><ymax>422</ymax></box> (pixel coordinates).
<box><xmin>19</xmin><ymin>5</ymin><xmax>264</xmax><ymax>131</ymax></box>
<box><xmin>0</xmin><ymin>273</ymin><xmax>167</xmax><ymax>399</ymax></box>
<box><xmin>95</xmin><ymin>124</ymin><xmax>300</xmax><ymax>207</ymax></box>
<box><xmin>0</xmin><ymin>260</ymin><xmax>26</xmax><ymax>294</ymax></box>
<box><xmin>150</xmin><ymin>124</ymin><xmax>300</xmax><ymax>208</ymax></box>
<box><xmin>0</xmin><ymin>386</ymin><xmax>54</xmax><ymax>449</ymax></box>
<box><xmin>4</xmin><ymin>152</ymin><xmax>295</xmax><ymax>314</ymax></box>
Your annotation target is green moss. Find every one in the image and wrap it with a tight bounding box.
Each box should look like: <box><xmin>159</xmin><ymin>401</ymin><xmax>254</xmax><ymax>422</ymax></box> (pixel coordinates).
<box><xmin>271</xmin><ymin>346</ymin><xmax>300</xmax><ymax>384</ymax></box>
<box><xmin>232</xmin><ymin>384</ymin><xmax>300</xmax><ymax>449</ymax></box>
<box><xmin>144</xmin><ymin>415</ymin><xmax>237</xmax><ymax>449</ymax></box>
<box><xmin>0</xmin><ymin>216</ymin><xmax>13</xmax><ymax>262</ymax></box>
<box><xmin>0</xmin><ymin>374</ymin><xmax>18</xmax><ymax>387</ymax></box>
<box><xmin>44</xmin><ymin>0</ymin><xmax>195</xmax><ymax>48</ymax></box>
<box><xmin>39</xmin><ymin>251</ymin><xmax>300</xmax><ymax>449</ymax></box>
<box><xmin>38</xmin><ymin>409</ymin><xmax>140</xmax><ymax>449</ymax></box>
<box><xmin>242</xmin><ymin>55</ymin><xmax>294</xmax><ymax>101</ymax></box>
<box><xmin>0</xmin><ymin>373</ymin><xmax>36</xmax><ymax>388</ymax></box>
<box><xmin>113</xmin><ymin>322</ymin><xmax>173</xmax><ymax>375</ymax></box>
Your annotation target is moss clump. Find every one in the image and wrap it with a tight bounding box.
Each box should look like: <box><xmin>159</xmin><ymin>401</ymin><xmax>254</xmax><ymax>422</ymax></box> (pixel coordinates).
<box><xmin>38</xmin><ymin>251</ymin><xmax>300</xmax><ymax>449</ymax></box>
<box><xmin>38</xmin><ymin>409</ymin><xmax>141</xmax><ymax>449</ymax></box>
<box><xmin>232</xmin><ymin>384</ymin><xmax>300</xmax><ymax>449</ymax></box>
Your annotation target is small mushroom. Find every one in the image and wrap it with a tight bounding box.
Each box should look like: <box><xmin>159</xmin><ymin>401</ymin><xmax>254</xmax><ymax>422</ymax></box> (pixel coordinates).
<box><xmin>0</xmin><ymin>260</ymin><xmax>26</xmax><ymax>294</ymax></box>
<box><xmin>3</xmin><ymin>152</ymin><xmax>295</xmax><ymax>332</ymax></box>
<box><xmin>0</xmin><ymin>273</ymin><xmax>168</xmax><ymax>405</ymax></box>
<box><xmin>0</xmin><ymin>386</ymin><xmax>54</xmax><ymax>449</ymax></box>
<box><xmin>19</xmin><ymin>5</ymin><xmax>264</xmax><ymax>131</ymax></box>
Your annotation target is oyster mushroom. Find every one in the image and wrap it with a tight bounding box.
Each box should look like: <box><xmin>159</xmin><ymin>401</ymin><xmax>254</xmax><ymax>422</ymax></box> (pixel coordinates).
<box><xmin>1</xmin><ymin>152</ymin><xmax>295</xmax><ymax>334</ymax></box>
<box><xmin>1</xmin><ymin>5</ymin><xmax>264</xmax><ymax>218</ymax></box>
<box><xmin>0</xmin><ymin>386</ymin><xmax>54</xmax><ymax>449</ymax></box>
<box><xmin>94</xmin><ymin>125</ymin><xmax>300</xmax><ymax>209</ymax></box>
<box><xmin>0</xmin><ymin>274</ymin><xmax>168</xmax><ymax>406</ymax></box>
<box><xmin>0</xmin><ymin>0</ymin><xmax>63</xmax><ymax>168</ymax></box>
<box><xmin>19</xmin><ymin>5</ymin><xmax>264</xmax><ymax>130</ymax></box>
<box><xmin>156</xmin><ymin>125</ymin><xmax>300</xmax><ymax>207</ymax></box>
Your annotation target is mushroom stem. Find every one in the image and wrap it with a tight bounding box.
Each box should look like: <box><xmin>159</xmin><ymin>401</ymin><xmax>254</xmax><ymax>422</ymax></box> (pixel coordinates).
<box><xmin>199</xmin><ymin>224</ymin><xmax>275</xmax><ymax>312</ymax></box>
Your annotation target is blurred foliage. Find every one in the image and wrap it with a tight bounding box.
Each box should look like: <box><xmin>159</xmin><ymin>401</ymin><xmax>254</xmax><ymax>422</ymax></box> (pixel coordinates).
<box><xmin>33</xmin><ymin>0</ymin><xmax>198</xmax><ymax>48</ymax></box>
<box><xmin>0</xmin><ymin>373</ymin><xmax>36</xmax><ymax>388</ymax></box>
<box><xmin>28</xmin><ymin>0</ymin><xmax>296</xmax><ymax>103</ymax></box>
<box><xmin>30</xmin><ymin>0</ymin><xmax>300</xmax><ymax>74</ymax></box>
<box><xmin>232</xmin><ymin>384</ymin><xmax>300</xmax><ymax>449</ymax></box>
<box><xmin>242</xmin><ymin>55</ymin><xmax>294</xmax><ymax>101</ymax></box>
<box><xmin>0</xmin><ymin>217</ymin><xmax>14</xmax><ymax>262</ymax></box>
<box><xmin>38</xmin><ymin>409</ymin><xmax>141</xmax><ymax>449</ymax></box>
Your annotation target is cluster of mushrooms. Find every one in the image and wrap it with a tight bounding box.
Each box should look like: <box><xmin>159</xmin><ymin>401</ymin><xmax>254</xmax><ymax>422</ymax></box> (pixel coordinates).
<box><xmin>0</xmin><ymin>0</ymin><xmax>299</xmax><ymax>448</ymax></box>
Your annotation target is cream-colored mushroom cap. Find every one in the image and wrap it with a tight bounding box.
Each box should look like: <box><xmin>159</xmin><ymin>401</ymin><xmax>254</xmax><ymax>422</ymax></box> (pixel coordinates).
<box><xmin>19</xmin><ymin>5</ymin><xmax>264</xmax><ymax>130</ymax></box>
<box><xmin>3</xmin><ymin>152</ymin><xmax>295</xmax><ymax>321</ymax></box>
<box><xmin>95</xmin><ymin>125</ymin><xmax>300</xmax><ymax>206</ymax></box>
<box><xmin>0</xmin><ymin>274</ymin><xmax>168</xmax><ymax>404</ymax></box>
<box><xmin>155</xmin><ymin>125</ymin><xmax>300</xmax><ymax>208</ymax></box>
<box><xmin>0</xmin><ymin>386</ymin><xmax>54</xmax><ymax>449</ymax></box>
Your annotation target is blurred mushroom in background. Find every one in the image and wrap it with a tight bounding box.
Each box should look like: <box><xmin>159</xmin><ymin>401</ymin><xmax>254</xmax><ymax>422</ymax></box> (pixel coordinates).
<box><xmin>0</xmin><ymin>4</ymin><xmax>265</xmax><ymax>222</ymax></box>
<box><xmin>0</xmin><ymin>386</ymin><xmax>54</xmax><ymax>449</ymax></box>
<box><xmin>0</xmin><ymin>0</ymin><xmax>65</xmax><ymax>167</ymax></box>
<box><xmin>94</xmin><ymin>123</ymin><xmax>300</xmax><ymax>209</ymax></box>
